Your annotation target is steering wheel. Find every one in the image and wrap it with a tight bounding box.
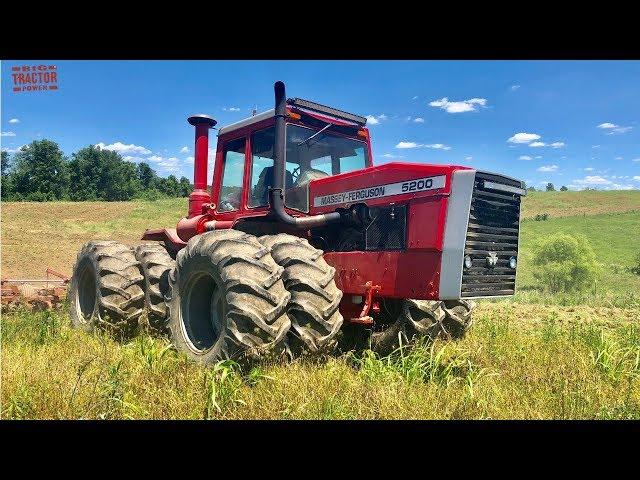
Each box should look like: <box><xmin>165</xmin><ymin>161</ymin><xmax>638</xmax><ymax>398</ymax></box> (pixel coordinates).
<box><xmin>291</xmin><ymin>166</ymin><xmax>300</xmax><ymax>183</ymax></box>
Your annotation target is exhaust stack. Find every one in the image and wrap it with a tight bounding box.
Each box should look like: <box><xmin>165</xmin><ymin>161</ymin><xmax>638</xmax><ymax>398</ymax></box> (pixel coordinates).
<box><xmin>269</xmin><ymin>81</ymin><xmax>341</xmax><ymax>228</ymax></box>
<box><xmin>187</xmin><ymin>114</ymin><xmax>217</xmax><ymax>218</ymax></box>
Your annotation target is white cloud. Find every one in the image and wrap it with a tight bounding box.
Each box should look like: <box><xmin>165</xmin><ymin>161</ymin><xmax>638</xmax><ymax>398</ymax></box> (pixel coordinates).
<box><xmin>123</xmin><ymin>156</ymin><xmax>146</xmax><ymax>163</ymax></box>
<box><xmin>1</xmin><ymin>145</ymin><xmax>26</xmax><ymax>153</ymax></box>
<box><xmin>395</xmin><ymin>142</ymin><xmax>450</xmax><ymax>150</ymax></box>
<box><xmin>9</xmin><ymin>118</ymin><xmax>20</xmax><ymax>124</ymax></box>
<box><xmin>510</xmin><ymin>85</ymin><xmax>521</xmax><ymax>91</ymax></box>
<box><xmin>412</xmin><ymin>96</ymin><xmax>418</xmax><ymax>100</ymax></box>
<box><xmin>429</xmin><ymin>97</ymin><xmax>488</xmax><ymax>113</ymax></box>
<box><xmin>180</xmin><ymin>146</ymin><xmax>189</xmax><ymax>153</ymax></box>
<box><xmin>615</xmin><ymin>156</ymin><xmax>623</xmax><ymax>160</ymax></box>
<box><xmin>537</xmin><ymin>165</ymin><xmax>558</xmax><ymax>172</ymax></box>
<box><xmin>185</xmin><ymin>156</ymin><xmax>195</xmax><ymax>164</ymax></box>
<box><xmin>584</xmin><ymin>167</ymin><xmax>595</xmax><ymax>172</ymax></box>
<box><xmin>413</xmin><ymin>117</ymin><xmax>425</xmax><ymax>123</ymax></box>
<box><xmin>1</xmin><ymin>131</ymin><xmax>16</xmax><ymax>137</ymax></box>
<box><xmin>529</xmin><ymin>142</ymin><xmax>546</xmax><ymax>147</ymax></box>
<box><xmin>633</xmin><ymin>176</ymin><xmax>640</xmax><ymax>181</ymax></box>
<box><xmin>147</xmin><ymin>155</ymin><xmax>163</xmax><ymax>163</ymax></box>
<box><xmin>96</xmin><ymin>141</ymin><xmax>151</xmax><ymax>155</ymax></box>
<box><xmin>396</xmin><ymin>141</ymin><xmax>420</xmax><ymax>149</ymax></box>
<box><xmin>608</xmin><ymin>126</ymin><xmax>632</xmax><ymax>135</ymax></box>
<box><xmin>158</xmin><ymin>157</ymin><xmax>181</xmax><ymax>172</ymax></box>
<box><xmin>425</xmin><ymin>143</ymin><xmax>451</xmax><ymax>150</ymax></box>
<box><xmin>597</xmin><ymin>122</ymin><xmax>632</xmax><ymax>135</ymax></box>
<box><xmin>366</xmin><ymin>114</ymin><xmax>387</xmax><ymax>125</ymax></box>
<box><xmin>465</xmin><ymin>156</ymin><xmax>473</xmax><ymax>160</ymax></box>
<box><xmin>223</xmin><ymin>107</ymin><xmax>241</xmax><ymax>112</ymax></box>
<box><xmin>592</xmin><ymin>145</ymin><xmax>600</xmax><ymax>149</ymax></box>
<box><xmin>550</xmin><ymin>142</ymin><xmax>565</xmax><ymax>148</ymax></box>
<box><xmin>535</xmin><ymin>156</ymin><xmax>543</xmax><ymax>159</ymax></box>
<box><xmin>519</xmin><ymin>155</ymin><xmax>532</xmax><ymax>161</ymax></box>
<box><xmin>573</xmin><ymin>175</ymin><xmax>611</xmax><ymax>186</ymax></box>
<box><xmin>508</xmin><ymin>132</ymin><xmax>541</xmax><ymax>144</ymax></box>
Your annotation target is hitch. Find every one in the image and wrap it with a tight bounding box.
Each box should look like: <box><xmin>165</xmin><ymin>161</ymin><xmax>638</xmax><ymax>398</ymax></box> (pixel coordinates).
<box><xmin>348</xmin><ymin>281</ymin><xmax>381</xmax><ymax>326</ymax></box>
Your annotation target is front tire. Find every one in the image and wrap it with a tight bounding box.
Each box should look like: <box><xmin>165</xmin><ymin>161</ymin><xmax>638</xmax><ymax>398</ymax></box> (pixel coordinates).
<box><xmin>166</xmin><ymin>230</ymin><xmax>291</xmax><ymax>365</ymax></box>
<box><xmin>259</xmin><ymin>234</ymin><xmax>344</xmax><ymax>356</ymax></box>
<box><xmin>68</xmin><ymin>241</ymin><xmax>145</xmax><ymax>333</ymax></box>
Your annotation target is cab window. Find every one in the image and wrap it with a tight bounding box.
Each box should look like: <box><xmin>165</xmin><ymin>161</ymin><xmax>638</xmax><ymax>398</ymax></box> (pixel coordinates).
<box><xmin>218</xmin><ymin>138</ymin><xmax>245</xmax><ymax>212</ymax></box>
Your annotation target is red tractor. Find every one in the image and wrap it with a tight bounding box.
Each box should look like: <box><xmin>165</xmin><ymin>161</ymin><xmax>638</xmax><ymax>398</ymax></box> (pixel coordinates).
<box><xmin>69</xmin><ymin>81</ymin><xmax>525</xmax><ymax>364</ymax></box>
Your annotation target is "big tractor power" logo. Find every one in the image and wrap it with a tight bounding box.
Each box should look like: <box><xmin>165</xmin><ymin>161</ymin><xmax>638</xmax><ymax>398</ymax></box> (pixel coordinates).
<box><xmin>11</xmin><ymin>64</ymin><xmax>58</xmax><ymax>92</ymax></box>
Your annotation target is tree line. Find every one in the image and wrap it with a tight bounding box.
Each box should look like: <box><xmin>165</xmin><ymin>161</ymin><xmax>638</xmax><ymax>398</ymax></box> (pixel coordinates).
<box><xmin>1</xmin><ymin>139</ymin><xmax>193</xmax><ymax>201</ymax></box>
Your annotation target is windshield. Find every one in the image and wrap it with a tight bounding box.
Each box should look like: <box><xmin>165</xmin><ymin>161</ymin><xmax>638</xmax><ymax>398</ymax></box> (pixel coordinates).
<box><xmin>284</xmin><ymin>124</ymin><xmax>368</xmax><ymax>212</ymax></box>
<box><xmin>247</xmin><ymin>123</ymin><xmax>369</xmax><ymax>212</ymax></box>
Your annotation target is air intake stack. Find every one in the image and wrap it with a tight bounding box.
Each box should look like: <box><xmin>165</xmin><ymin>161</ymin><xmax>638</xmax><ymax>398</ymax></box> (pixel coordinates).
<box><xmin>187</xmin><ymin>114</ymin><xmax>217</xmax><ymax>218</ymax></box>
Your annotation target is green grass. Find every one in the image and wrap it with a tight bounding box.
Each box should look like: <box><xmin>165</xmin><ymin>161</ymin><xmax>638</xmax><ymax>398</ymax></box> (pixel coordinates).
<box><xmin>516</xmin><ymin>211</ymin><xmax>640</xmax><ymax>303</ymax></box>
<box><xmin>2</xmin><ymin>304</ymin><xmax>638</xmax><ymax>419</ymax></box>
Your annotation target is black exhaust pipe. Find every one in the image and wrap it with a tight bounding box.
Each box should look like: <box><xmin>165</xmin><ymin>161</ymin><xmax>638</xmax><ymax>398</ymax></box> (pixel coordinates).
<box><xmin>269</xmin><ymin>81</ymin><xmax>341</xmax><ymax>229</ymax></box>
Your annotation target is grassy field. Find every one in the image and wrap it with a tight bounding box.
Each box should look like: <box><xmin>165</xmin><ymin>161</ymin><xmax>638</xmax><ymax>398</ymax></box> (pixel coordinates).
<box><xmin>1</xmin><ymin>191</ymin><xmax>639</xmax><ymax>419</ymax></box>
<box><xmin>2</xmin><ymin>303</ymin><xmax>638</xmax><ymax>419</ymax></box>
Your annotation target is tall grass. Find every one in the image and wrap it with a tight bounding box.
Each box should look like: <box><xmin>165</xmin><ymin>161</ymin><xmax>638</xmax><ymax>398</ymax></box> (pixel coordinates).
<box><xmin>2</xmin><ymin>302</ymin><xmax>639</xmax><ymax>420</ymax></box>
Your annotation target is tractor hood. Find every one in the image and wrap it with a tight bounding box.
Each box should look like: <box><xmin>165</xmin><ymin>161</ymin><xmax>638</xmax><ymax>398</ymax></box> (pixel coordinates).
<box><xmin>308</xmin><ymin>162</ymin><xmax>474</xmax><ymax>214</ymax></box>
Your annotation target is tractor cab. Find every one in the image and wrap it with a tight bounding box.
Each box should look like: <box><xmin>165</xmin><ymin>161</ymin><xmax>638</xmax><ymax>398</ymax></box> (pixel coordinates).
<box><xmin>212</xmin><ymin>98</ymin><xmax>373</xmax><ymax>218</ymax></box>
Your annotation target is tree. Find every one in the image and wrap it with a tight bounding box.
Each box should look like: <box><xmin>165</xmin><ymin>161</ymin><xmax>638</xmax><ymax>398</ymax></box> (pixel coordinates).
<box><xmin>1</xmin><ymin>150</ymin><xmax>15</xmax><ymax>200</ymax></box>
<box><xmin>137</xmin><ymin>162</ymin><xmax>158</xmax><ymax>190</ymax></box>
<box><xmin>179</xmin><ymin>176</ymin><xmax>192</xmax><ymax>197</ymax></box>
<box><xmin>10</xmin><ymin>140</ymin><xmax>70</xmax><ymax>200</ymax></box>
<box><xmin>157</xmin><ymin>174</ymin><xmax>181</xmax><ymax>197</ymax></box>
<box><xmin>69</xmin><ymin>146</ymin><xmax>142</xmax><ymax>201</ymax></box>
<box><xmin>546</xmin><ymin>183</ymin><xmax>555</xmax><ymax>192</ymax></box>
<box><xmin>560</xmin><ymin>185</ymin><xmax>568</xmax><ymax>191</ymax></box>
<box><xmin>1</xmin><ymin>150</ymin><xmax>10</xmax><ymax>176</ymax></box>
<box><xmin>527</xmin><ymin>186</ymin><xmax>537</xmax><ymax>192</ymax></box>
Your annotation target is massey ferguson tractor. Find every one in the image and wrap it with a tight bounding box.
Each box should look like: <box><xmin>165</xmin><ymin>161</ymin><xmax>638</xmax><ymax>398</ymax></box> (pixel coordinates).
<box><xmin>68</xmin><ymin>81</ymin><xmax>525</xmax><ymax>364</ymax></box>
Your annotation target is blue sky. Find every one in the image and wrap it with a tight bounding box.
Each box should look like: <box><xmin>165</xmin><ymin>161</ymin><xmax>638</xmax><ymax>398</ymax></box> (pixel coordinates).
<box><xmin>2</xmin><ymin>60</ymin><xmax>639</xmax><ymax>190</ymax></box>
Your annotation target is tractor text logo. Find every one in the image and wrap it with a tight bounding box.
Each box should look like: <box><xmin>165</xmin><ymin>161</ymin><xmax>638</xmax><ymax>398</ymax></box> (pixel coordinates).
<box><xmin>11</xmin><ymin>64</ymin><xmax>58</xmax><ymax>92</ymax></box>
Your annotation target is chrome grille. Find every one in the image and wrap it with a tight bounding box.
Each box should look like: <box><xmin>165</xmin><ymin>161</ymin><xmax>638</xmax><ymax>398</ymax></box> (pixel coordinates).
<box><xmin>461</xmin><ymin>172</ymin><xmax>523</xmax><ymax>297</ymax></box>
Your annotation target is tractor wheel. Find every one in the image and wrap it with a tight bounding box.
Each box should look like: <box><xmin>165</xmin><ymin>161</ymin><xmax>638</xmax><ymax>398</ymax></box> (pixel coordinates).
<box><xmin>370</xmin><ymin>299</ymin><xmax>476</xmax><ymax>355</ymax></box>
<box><xmin>134</xmin><ymin>243</ymin><xmax>175</xmax><ymax>331</ymax></box>
<box><xmin>166</xmin><ymin>230</ymin><xmax>291</xmax><ymax>365</ymax></box>
<box><xmin>68</xmin><ymin>241</ymin><xmax>145</xmax><ymax>333</ymax></box>
<box><xmin>442</xmin><ymin>300</ymin><xmax>475</xmax><ymax>339</ymax></box>
<box><xmin>259</xmin><ymin>234</ymin><xmax>344</xmax><ymax>356</ymax></box>
<box><xmin>370</xmin><ymin>299</ymin><xmax>447</xmax><ymax>356</ymax></box>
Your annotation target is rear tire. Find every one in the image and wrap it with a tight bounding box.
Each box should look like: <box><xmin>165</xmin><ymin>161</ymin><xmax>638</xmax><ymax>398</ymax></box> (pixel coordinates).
<box><xmin>166</xmin><ymin>230</ymin><xmax>291</xmax><ymax>365</ymax></box>
<box><xmin>259</xmin><ymin>234</ymin><xmax>344</xmax><ymax>356</ymax></box>
<box><xmin>68</xmin><ymin>241</ymin><xmax>145</xmax><ymax>333</ymax></box>
<box><xmin>134</xmin><ymin>243</ymin><xmax>175</xmax><ymax>330</ymax></box>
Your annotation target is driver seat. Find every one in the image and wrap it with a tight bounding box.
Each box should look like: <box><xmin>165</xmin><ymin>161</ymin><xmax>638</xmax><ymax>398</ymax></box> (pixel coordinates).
<box><xmin>252</xmin><ymin>166</ymin><xmax>294</xmax><ymax>206</ymax></box>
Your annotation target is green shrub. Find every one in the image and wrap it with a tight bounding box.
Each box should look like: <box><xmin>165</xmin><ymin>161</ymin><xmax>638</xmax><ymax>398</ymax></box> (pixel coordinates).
<box><xmin>631</xmin><ymin>252</ymin><xmax>640</xmax><ymax>276</ymax></box>
<box><xmin>534</xmin><ymin>213</ymin><xmax>549</xmax><ymax>221</ymax></box>
<box><xmin>532</xmin><ymin>233</ymin><xmax>600</xmax><ymax>293</ymax></box>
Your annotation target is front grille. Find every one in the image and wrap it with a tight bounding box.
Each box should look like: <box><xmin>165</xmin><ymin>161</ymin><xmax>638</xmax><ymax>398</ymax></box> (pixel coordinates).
<box><xmin>365</xmin><ymin>205</ymin><xmax>406</xmax><ymax>251</ymax></box>
<box><xmin>461</xmin><ymin>172</ymin><xmax>522</xmax><ymax>297</ymax></box>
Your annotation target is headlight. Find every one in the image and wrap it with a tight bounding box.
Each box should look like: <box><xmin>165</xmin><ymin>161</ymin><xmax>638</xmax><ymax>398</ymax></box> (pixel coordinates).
<box><xmin>464</xmin><ymin>255</ymin><xmax>473</xmax><ymax>269</ymax></box>
<box><xmin>509</xmin><ymin>256</ymin><xmax>517</xmax><ymax>269</ymax></box>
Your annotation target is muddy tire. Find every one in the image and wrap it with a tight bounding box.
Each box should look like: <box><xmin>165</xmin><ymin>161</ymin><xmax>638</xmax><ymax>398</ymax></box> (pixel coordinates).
<box><xmin>259</xmin><ymin>234</ymin><xmax>343</xmax><ymax>356</ymax></box>
<box><xmin>68</xmin><ymin>241</ymin><xmax>145</xmax><ymax>333</ymax></box>
<box><xmin>442</xmin><ymin>300</ymin><xmax>475</xmax><ymax>339</ymax></box>
<box><xmin>371</xmin><ymin>299</ymin><xmax>446</xmax><ymax>355</ymax></box>
<box><xmin>370</xmin><ymin>299</ymin><xmax>476</xmax><ymax>355</ymax></box>
<box><xmin>134</xmin><ymin>243</ymin><xmax>175</xmax><ymax>330</ymax></box>
<box><xmin>166</xmin><ymin>230</ymin><xmax>291</xmax><ymax>365</ymax></box>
